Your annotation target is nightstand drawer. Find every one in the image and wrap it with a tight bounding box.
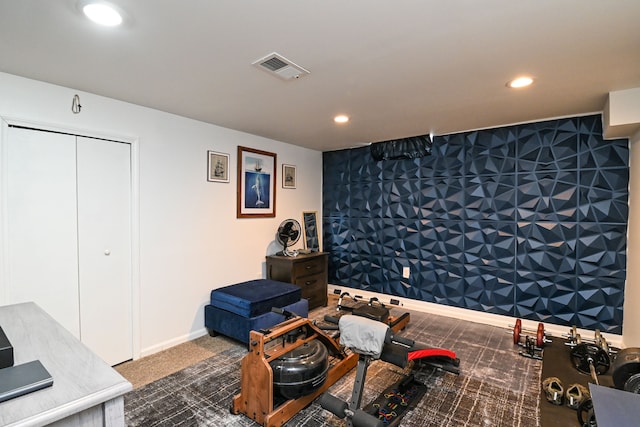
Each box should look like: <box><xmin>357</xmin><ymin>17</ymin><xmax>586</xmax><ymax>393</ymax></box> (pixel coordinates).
<box><xmin>295</xmin><ymin>272</ymin><xmax>327</xmax><ymax>308</ymax></box>
<box><xmin>291</xmin><ymin>258</ymin><xmax>324</xmax><ymax>277</ymax></box>
<box><xmin>294</xmin><ymin>272</ymin><xmax>324</xmax><ymax>292</ymax></box>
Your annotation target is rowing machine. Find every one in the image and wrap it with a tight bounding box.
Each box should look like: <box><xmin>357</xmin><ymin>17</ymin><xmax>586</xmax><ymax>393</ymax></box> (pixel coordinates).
<box><xmin>320</xmin><ymin>315</ymin><xmax>459</xmax><ymax>427</ymax></box>
<box><xmin>231</xmin><ymin>310</ymin><xmax>358</xmax><ymax>427</ymax></box>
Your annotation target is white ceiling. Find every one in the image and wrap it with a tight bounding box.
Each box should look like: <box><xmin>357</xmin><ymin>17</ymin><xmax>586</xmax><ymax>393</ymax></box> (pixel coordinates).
<box><xmin>1</xmin><ymin>1</ymin><xmax>639</xmax><ymax>152</ymax></box>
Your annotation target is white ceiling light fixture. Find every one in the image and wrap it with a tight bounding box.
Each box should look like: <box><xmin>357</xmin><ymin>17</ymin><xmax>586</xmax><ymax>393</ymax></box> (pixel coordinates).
<box><xmin>507</xmin><ymin>76</ymin><xmax>534</xmax><ymax>89</ymax></box>
<box><xmin>334</xmin><ymin>115</ymin><xmax>350</xmax><ymax>124</ymax></box>
<box><xmin>82</xmin><ymin>2</ymin><xmax>123</xmax><ymax>26</ymax></box>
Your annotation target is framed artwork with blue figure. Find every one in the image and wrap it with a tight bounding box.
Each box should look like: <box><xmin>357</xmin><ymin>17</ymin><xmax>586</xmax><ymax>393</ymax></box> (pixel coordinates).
<box><xmin>237</xmin><ymin>146</ymin><xmax>277</xmax><ymax>218</ymax></box>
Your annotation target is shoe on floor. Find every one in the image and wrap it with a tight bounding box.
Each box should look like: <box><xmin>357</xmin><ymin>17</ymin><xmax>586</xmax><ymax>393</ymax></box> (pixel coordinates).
<box><xmin>565</xmin><ymin>383</ymin><xmax>589</xmax><ymax>410</ymax></box>
<box><xmin>541</xmin><ymin>376</ymin><xmax>564</xmax><ymax>405</ymax></box>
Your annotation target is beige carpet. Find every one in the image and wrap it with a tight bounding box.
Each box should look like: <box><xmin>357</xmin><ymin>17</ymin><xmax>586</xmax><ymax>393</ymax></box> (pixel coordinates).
<box><xmin>116</xmin><ymin>295</ymin><xmax>344</xmax><ymax>389</ymax></box>
<box><xmin>115</xmin><ymin>334</ymin><xmax>235</xmax><ymax>389</ymax></box>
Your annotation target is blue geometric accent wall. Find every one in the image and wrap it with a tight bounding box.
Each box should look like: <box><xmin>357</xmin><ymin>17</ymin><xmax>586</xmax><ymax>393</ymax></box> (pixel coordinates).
<box><xmin>323</xmin><ymin>115</ymin><xmax>629</xmax><ymax>333</ymax></box>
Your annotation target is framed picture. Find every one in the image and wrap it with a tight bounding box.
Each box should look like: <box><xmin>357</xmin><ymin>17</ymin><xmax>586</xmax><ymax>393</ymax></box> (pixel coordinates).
<box><xmin>207</xmin><ymin>151</ymin><xmax>230</xmax><ymax>183</ymax></box>
<box><xmin>302</xmin><ymin>211</ymin><xmax>320</xmax><ymax>251</ymax></box>
<box><xmin>282</xmin><ymin>164</ymin><xmax>296</xmax><ymax>189</ymax></box>
<box><xmin>237</xmin><ymin>146</ymin><xmax>277</xmax><ymax>218</ymax></box>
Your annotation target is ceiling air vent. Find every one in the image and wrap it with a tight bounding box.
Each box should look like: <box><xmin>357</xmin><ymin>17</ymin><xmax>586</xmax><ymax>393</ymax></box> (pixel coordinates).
<box><xmin>252</xmin><ymin>52</ymin><xmax>310</xmax><ymax>81</ymax></box>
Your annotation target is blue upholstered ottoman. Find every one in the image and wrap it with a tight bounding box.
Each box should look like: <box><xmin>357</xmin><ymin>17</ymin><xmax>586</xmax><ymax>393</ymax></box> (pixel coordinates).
<box><xmin>204</xmin><ymin>279</ymin><xmax>308</xmax><ymax>344</ymax></box>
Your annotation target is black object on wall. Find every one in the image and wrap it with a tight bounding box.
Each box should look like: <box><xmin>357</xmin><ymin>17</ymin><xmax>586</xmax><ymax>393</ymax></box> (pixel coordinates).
<box><xmin>370</xmin><ymin>135</ymin><xmax>433</xmax><ymax>161</ymax></box>
<box><xmin>323</xmin><ymin>114</ymin><xmax>628</xmax><ymax>334</ymax></box>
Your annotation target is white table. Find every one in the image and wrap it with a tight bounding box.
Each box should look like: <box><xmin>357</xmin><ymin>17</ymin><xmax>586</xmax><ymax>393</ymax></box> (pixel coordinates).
<box><xmin>0</xmin><ymin>302</ymin><xmax>132</xmax><ymax>427</ymax></box>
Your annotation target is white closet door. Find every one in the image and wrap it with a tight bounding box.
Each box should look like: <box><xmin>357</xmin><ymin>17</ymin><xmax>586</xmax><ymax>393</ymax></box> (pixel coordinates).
<box><xmin>77</xmin><ymin>136</ymin><xmax>132</xmax><ymax>366</ymax></box>
<box><xmin>6</xmin><ymin>127</ymin><xmax>80</xmax><ymax>337</ymax></box>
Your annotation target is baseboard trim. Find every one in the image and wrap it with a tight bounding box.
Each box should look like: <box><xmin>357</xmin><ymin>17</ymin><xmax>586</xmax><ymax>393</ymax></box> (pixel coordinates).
<box><xmin>139</xmin><ymin>286</ymin><xmax>624</xmax><ymax>360</ymax></box>
<box><xmin>138</xmin><ymin>328</ymin><xmax>209</xmax><ymax>359</ymax></box>
<box><xmin>327</xmin><ymin>284</ymin><xmax>624</xmax><ymax>349</ymax></box>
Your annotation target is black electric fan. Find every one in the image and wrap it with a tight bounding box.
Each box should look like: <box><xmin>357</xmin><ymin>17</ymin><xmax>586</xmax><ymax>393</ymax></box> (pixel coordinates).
<box><xmin>276</xmin><ymin>219</ymin><xmax>301</xmax><ymax>256</ymax></box>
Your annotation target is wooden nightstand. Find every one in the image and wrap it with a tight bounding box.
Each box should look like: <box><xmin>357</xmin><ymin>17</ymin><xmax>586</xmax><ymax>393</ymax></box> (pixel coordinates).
<box><xmin>266</xmin><ymin>252</ymin><xmax>328</xmax><ymax>309</ymax></box>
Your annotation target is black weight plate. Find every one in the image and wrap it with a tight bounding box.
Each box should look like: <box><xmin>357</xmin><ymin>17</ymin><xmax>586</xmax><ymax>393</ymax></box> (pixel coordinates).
<box><xmin>570</xmin><ymin>343</ymin><xmax>610</xmax><ymax>375</ymax></box>
<box><xmin>576</xmin><ymin>398</ymin><xmax>596</xmax><ymax>427</ymax></box>
<box><xmin>624</xmin><ymin>373</ymin><xmax>640</xmax><ymax>394</ymax></box>
<box><xmin>611</xmin><ymin>347</ymin><xmax>640</xmax><ymax>390</ymax></box>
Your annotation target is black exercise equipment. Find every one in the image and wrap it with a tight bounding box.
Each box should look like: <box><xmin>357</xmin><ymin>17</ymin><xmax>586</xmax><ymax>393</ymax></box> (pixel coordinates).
<box><xmin>566</xmin><ymin>332</ymin><xmax>640</xmax><ymax>395</ymax></box>
<box><xmin>570</xmin><ymin>343</ymin><xmax>611</xmax><ymax>385</ymax></box>
<box><xmin>566</xmin><ymin>325</ymin><xmax>621</xmax><ymax>388</ymax></box>
<box><xmin>331</xmin><ymin>292</ymin><xmax>411</xmax><ymax>333</ymax></box>
<box><xmin>337</xmin><ymin>293</ymin><xmax>390</xmax><ymax>321</ymax></box>
<box><xmin>577</xmin><ymin>398</ymin><xmax>597</xmax><ymax>427</ymax></box>
<box><xmin>320</xmin><ymin>315</ymin><xmax>459</xmax><ymax>427</ymax></box>
<box><xmin>610</xmin><ymin>347</ymin><xmax>640</xmax><ymax>393</ymax></box>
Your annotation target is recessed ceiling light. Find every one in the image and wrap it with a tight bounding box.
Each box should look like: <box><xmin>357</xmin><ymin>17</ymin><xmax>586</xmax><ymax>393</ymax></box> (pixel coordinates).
<box><xmin>334</xmin><ymin>115</ymin><xmax>350</xmax><ymax>124</ymax></box>
<box><xmin>507</xmin><ymin>76</ymin><xmax>534</xmax><ymax>89</ymax></box>
<box><xmin>83</xmin><ymin>2</ymin><xmax>123</xmax><ymax>26</ymax></box>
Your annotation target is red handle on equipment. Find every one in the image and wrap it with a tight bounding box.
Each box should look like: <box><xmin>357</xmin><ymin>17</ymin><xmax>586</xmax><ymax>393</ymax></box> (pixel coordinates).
<box><xmin>408</xmin><ymin>348</ymin><xmax>457</xmax><ymax>361</ymax></box>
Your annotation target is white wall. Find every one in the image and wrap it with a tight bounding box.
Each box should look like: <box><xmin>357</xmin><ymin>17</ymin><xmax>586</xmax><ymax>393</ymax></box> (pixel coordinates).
<box><xmin>624</xmin><ymin>127</ymin><xmax>640</xmax><ymax>348</ymax></box>
<box><xmin>0</xmin><ymin>72</ymin><xmax>323</xmax><ymax>358</ymax></box>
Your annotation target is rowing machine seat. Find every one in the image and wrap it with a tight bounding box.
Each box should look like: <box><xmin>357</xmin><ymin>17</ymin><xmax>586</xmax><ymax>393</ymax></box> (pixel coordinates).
<box><xmin>339</xmin><ymin>315</ymin><xmax>390</xmax><ymax>359</ymax></box>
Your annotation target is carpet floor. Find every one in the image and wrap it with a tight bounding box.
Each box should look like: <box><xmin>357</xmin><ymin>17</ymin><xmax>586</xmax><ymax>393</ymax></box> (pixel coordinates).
<box><xmin>122</xmin><ymin>304</ymin><xmax>542</xmax><ymax>426</ymax></box>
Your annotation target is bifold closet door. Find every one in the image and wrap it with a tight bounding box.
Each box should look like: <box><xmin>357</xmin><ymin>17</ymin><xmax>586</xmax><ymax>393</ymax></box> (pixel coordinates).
<box><xmin>7</xmin><ymin>127</ymin><xmax>81</xmax><ymax>337</ymax></box>
<box><xmin>76</xmin><ymin>136</ymin><xmax>132</xmax><ymax>366</ymax></box>
<box><xmin>6</xmin><ymin>127</ymin><xmax>133</xmax><ymax>366</ymax></box>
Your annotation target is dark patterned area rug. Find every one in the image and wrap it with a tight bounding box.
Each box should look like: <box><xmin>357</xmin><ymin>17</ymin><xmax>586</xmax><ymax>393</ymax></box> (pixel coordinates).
<box><xmin>125</xmin><ymin>306</ymin><xmax>541</xmax><ymax>426</ymax></box>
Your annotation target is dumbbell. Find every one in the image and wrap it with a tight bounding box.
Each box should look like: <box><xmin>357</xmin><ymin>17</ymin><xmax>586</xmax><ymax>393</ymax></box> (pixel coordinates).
<box><xmin>565</xmin><ymin>326</ymin><xmax>612</xmax><ymax>356</ymax></box>
<box><xmin>512</xmin><ymin>319</ymin><xmax>550</xmax><ymax>348</ymax></box>
<box><xmin>564</xmin><ymin>325</ymin><xmax>582</xmax><ymax>346</ymax></box>
<box><xmin>593</xmin><ymin>329</ymin><xmax>613</xmax><ymax>355</ymax></box>
<box><xmin>565</xmin><ymin>326</ymin><xmax>603</xmax><ymax>346</ymax></box>
<box><xmin>519</xmin><ymin>336</ymin><xmax>544</xmax><ymax>360</ymax></box>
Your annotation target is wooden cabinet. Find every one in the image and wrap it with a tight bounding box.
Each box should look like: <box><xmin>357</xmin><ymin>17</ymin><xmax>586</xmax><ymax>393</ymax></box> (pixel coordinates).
<box><xmin>266</xmin><ymin>252</ymin><xmax>328</xmax><ymax>309</ymax></box>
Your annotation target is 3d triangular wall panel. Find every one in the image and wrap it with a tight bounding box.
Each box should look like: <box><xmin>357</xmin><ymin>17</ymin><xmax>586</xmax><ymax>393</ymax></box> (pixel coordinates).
<box><xmin>323</xmin><ymin>115</ymin><xmax>628</xmax><ymax>333</ymax></box>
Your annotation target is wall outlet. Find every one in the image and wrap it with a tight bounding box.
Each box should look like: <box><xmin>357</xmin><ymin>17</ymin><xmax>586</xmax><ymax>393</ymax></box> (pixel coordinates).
<box><xmin>402</xmin><ymin>266</ymin><xmax>410</xmax><ymax>279</ymax></box>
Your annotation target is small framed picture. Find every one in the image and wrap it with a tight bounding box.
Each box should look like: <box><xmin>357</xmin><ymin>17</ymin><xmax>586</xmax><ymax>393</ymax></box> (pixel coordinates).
<box><xmin>207</xmin><ymin>151</ymin><xmax>230</xmax><ymax>183</ymax></box>
<box><xmin>282</xmin><ymin>164</ymin><xmax>296</xmax><ymax>189</ymax></box>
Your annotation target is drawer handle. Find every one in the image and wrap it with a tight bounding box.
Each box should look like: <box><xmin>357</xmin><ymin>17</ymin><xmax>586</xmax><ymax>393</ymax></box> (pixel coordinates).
<box><xmin>305</xmin><ymin>265</ymin><xmax>312</xmax><ymax>270</ymax></box>
<box><xmin>305</xmin><ymin>280</ymin><xmax>317</xmax><ymax>286</ymax></box>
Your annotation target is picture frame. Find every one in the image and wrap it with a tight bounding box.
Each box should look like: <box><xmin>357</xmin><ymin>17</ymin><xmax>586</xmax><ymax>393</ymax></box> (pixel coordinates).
<box><xmin>237</xmin><ymin>146</ymin><xmax>277</xmax><ymax>218</ymax></box>
<box><xmin>282</xmin><ymin>164</ymin><xmax>296</xmax><ymax>189</ymax></box>
<box><xmin>302</xmin><ymin>211</ymin><xmax>320</xmax><ymax>252</ymax></box>
<box><xmin>207</xmin><ymin>151</ymin><xmax>230</xmax><ymax>183</ymax></box>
